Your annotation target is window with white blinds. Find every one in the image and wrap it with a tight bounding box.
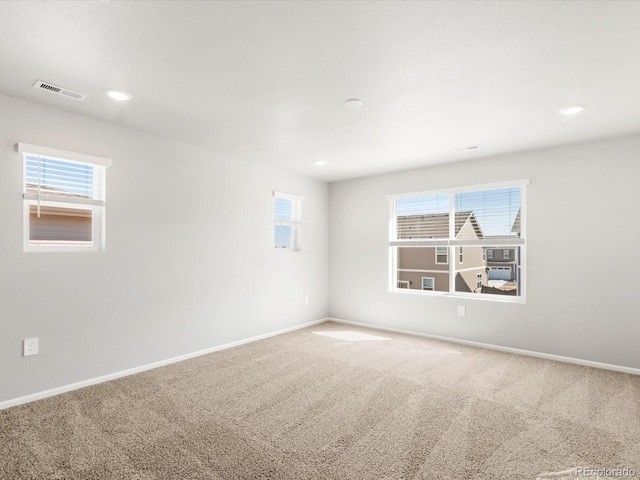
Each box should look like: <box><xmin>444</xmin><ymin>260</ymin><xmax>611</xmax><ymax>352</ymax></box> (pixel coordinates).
<box><xmin>18</xmin><ymin>143</ymin><xmax>111</xmax><ymax>252</ymax></box>
<box><xmin>273</xmin><ymin>191</ymin><xmax>303</xmax><ymax>251</ymax></box>
<box><xmin>388</xmin><ymin>180</ymin><xmax>527</xmax><ymax>301</ymax></box>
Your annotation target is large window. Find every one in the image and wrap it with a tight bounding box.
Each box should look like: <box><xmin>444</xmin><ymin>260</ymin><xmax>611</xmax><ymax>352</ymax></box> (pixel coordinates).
<box><xmin>19</xmin><ymin>143</ymin><xmax>111</xmax><ymax>252</ymax></box>
<box><xmin>389</xmin><ymin>180</ymin><xmax>527</xmax><ymax>301</ymax></box>
<box><xmin>273</xmin><ymin>191</ymin><xmax>303</xmax><ymax>251</ymax></box>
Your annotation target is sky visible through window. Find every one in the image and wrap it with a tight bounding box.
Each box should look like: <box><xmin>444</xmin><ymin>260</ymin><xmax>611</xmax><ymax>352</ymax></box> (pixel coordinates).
<box><xmin>274</xmin><ymin>197</ymin><xmax>293</xmax><ymax>248</ymax></box>
<box><xmin>396</xmin><ymin>187</ymin><xmax>521</xmax><ymax>238</ymax></box>
<box><xmin>25</xmin><ymin>155</ymin><xmax>94</xmax><ymax>198</ymax></box>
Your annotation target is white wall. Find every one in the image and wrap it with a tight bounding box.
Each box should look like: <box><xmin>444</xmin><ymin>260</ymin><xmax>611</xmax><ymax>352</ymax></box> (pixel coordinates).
<box><xmin>0</xmin><ymin>94</ymin><xmax>329</xmax><ymax>403</ymax></box>
<box><xmin>329</xmin><ymin>134</ymin><xmax>640</xmax><ymax>369</ymax></box>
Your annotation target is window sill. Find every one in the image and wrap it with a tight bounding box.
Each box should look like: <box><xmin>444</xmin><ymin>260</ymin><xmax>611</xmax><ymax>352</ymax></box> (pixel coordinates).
<box><xmin>390</xmin><ymin>288</ymin><xmax>526</xmax><ymax>304</ymax></box>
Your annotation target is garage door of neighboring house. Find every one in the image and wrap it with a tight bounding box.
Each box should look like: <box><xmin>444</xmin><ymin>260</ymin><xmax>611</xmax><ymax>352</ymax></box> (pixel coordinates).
<box><xmin>488</xmin><ymin>266</ymin><xmax>512</xmax><ymax>281</ymax></box>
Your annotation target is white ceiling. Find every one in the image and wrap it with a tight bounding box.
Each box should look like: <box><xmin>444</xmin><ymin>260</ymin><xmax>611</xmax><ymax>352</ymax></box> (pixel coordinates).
<box><xmin>1</xmin><ymin>1</ymin><xmax>639</xmax><ymax>182</ymax></box>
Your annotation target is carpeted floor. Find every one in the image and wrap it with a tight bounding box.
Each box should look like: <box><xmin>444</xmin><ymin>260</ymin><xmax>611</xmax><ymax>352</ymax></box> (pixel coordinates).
<box><xmin>1</xmin><ymin>321</ymin><xmax>639</xmax><ymax>479</ymax></box>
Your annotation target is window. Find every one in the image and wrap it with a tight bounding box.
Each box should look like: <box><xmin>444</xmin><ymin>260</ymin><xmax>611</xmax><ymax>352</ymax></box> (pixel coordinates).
<box><xmin>421</xmin><ymin>277</ymin><xmax>435</xmax><ymax>291</ymax></box>
<box><xmin>388</xmin><ymin>180</ymin><xmax>527</xmax><ymax>301</ymax></box>
<box><xmin>18</xmin><ymin>143</ymin><xmax>111</xmax><ymax>252</ymax></box>
<box><xmin>435</xmin><ymin>246</ymin><xmax>448</xmax><ymax>264</ymax></box>
<box><xmin>397</xmin><ymin>280</ymin><xmax>410</xmax><ymax>289</ymax></box>
<box><xmin>273</xmin><ymin>191</ymin><xmax>303</xmax><ymax>251</ymax></box>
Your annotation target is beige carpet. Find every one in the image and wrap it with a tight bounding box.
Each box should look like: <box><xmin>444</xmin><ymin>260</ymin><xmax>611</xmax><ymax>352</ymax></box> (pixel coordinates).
<box><xmin>1</xmin><ymin>321</ymin><xmax>639</xmax><ymax>479</ymax></box>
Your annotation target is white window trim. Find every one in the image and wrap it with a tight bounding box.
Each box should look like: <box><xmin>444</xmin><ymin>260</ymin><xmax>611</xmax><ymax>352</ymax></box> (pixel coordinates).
<box><xmin>435</xmin><ymin>246</ymin><xmax>448</xmax><ymax>265</ymax></box>
<box><xmin>421</xmin><ymin>277</ymin><xmax>435</xmax><ymax>291</ymax></box>
<box><xmin>397</xmin><ymin>280</ymin><xmax>410</xmax><ymax>289</ymax></box>
<box><xmin>389</xmin><ymin>180</ymin><xmax>527</xmax><ymax>303</ymax></box>
<box><xmin>386</xmin><ymin>179</ymin><xmax>529</xmax><ymax>201</ymax></box>
<box><xmin>273</xmin><ymin>191</ymin><xmax>304</xmax><ymax>251</ymax></box>
<box><xmin>18</xmin><ymin>143</ymin><xmax>111</xmax><ymax>253</ymax></box>
<box><xmin>17</xmin><ymin>143</ymin><xmax>112</xmax><ymax>168</ymax></box>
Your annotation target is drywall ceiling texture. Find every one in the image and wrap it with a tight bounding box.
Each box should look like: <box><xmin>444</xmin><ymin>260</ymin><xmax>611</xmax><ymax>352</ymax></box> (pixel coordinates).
<box><xmin>0</xmin><ymin>94</ymin><xmax>329</xmax><ymax>403</ymax></box>
<box><xmin>329</xmin><ymin>134</ymin><xmax>640</xmax><ymax>370</ymax></box>
<box><xmin>1</xmin><ymin>1</ymin><xmax>640</xmax><ymax>182</ymax></box>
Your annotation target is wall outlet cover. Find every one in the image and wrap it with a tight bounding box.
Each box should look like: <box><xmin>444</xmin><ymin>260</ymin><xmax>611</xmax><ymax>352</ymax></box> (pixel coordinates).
<box><xmin>23</xmin><ymin>338</ymin><xmax>39</xmax><ymax>356</ymax></box>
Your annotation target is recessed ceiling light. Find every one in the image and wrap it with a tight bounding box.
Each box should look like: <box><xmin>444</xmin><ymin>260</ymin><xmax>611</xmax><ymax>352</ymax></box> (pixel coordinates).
<box><xmin>559</xmin><ymin>105</ymin><xmax>585</xmax><ymax>116</ymax></box>
<box><xmin>106</xmin><ymin>89</ymin><xmax>132</xmax><ymax>101</ymax></box>
<box><xmin>314</xmin><ymin>160</ymin><xmax>327</xmax><ymax>166</ymax></box>
<box><xmin>344</xmin><ymin>98</ymin><xmax>363</xmax><ymax>108</ymax></box>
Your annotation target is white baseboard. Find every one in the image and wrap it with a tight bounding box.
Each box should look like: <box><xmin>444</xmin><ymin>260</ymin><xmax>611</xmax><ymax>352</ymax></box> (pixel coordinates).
<box><xmin>327</xmin><ymin>317</ymin><xmax>640</xmax><ymax>376</ymax></box>
<box><xmin>0</xmin><ymin>317</ymin><xmax>329</xmax><ymax>411</ymax></box>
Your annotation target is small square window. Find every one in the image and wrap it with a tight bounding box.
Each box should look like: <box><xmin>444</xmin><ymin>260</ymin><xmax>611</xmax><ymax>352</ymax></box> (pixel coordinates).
<box><xmin>422</xmin><ymin>277</ymin><xmax>435</xmax><ymax>291</ymax></box>
<box><xmin>435</xmin><ymin>246</ymin><xmax>448</xmax><ymax>264</ymax></box>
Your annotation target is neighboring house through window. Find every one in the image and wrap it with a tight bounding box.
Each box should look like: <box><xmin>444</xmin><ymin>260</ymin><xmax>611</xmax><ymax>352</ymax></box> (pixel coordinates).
<box><xmin>18</xmin><ymin>143</ymin><xmax>111</xmax><ymax>252</ymax></box>
<box><xmin>389</xmin><ymin>180</ymin><xmax>527</xmax><ymax>301</ymax></box>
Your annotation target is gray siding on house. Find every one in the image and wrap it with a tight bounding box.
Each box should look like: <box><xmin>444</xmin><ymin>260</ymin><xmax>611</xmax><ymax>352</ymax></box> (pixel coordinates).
<box><xmin>397</xmin><ymin>247</ymin><xmax>449</xmax><ymax>292</ymax></box>
<box><xmin>455</xmin><ymin>269</ymin><xmax>486</xmax><ymax>293</ymax></box>
<box><xmin>396</xmin><ymin>212</ymin><xmax>487</xmax><ymax>293</ymax></box>
<box><xmin>29</xmin><ymin>206</ymin><xmax>92</xmax><ymax>242</ymax></box>
<box><xmin>398</xmin><ymin>247</ymin><xmax>448</xmax><ymax>271</ymax></box>
<box><xmin>486</xmin><ymin>246</ymin><xmax>519</xmax><ymax>281</ymax></box>
<box><xmin>454</xmin><ymin>219</ymin><xmax>485</xmax><ymax>291</ymax></box>
<box><xmin>398</xmin><ymin>271</ymin><xmax>449</xmax><ymax>292</ymax></box>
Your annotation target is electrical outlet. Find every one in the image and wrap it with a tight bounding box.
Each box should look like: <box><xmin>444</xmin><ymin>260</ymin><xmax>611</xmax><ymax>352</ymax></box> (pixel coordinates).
<box><xmin>23</xmin><ymin>338</ymin><xmax>39</xmax><ymax>356</ymax></box>
<box><xmin>457</xmin><ymin>306</ymin><xmax>466</xmax><ymax>317</ymax></box>
<box><xmin>304</xmin><ymin>294</ymin><xmax>310</xmax><ymax>304</ymax></box>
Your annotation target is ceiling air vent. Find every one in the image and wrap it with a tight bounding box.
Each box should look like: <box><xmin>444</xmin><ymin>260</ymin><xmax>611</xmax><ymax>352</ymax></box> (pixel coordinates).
<box><xmin>454</xmin><ymin>145</ymin><xmax>480</xmax><ymax>153</ymax></box>
<box><xmin>33</xmin><ymin>80</ymin><xmax>87</xmax><ymax>101</ymax></box>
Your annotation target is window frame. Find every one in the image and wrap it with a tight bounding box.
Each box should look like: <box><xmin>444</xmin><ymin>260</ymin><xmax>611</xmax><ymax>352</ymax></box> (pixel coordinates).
<box><xmin>421</xmin><ymin>277</ymin><xmax>435</xmax><ymax>291</ymax></box>
<box><xmin>388</xmin><ymin>179</ymin><xmax>528</xmax><ymax>303</ymax></box>
<box><xmin>18</xmin><ymin>143</ymin><xmax>111</xmax><ymax>253</ymax></box>
<box><xmin>435</xmin><ymin>246</ymin><xmax>448</xmax><ymax>264</ymax></box>
<box><xmin>273</xmin><ymin>191</ymin><xmax>303</xmax><ymax>251</ymax></box>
